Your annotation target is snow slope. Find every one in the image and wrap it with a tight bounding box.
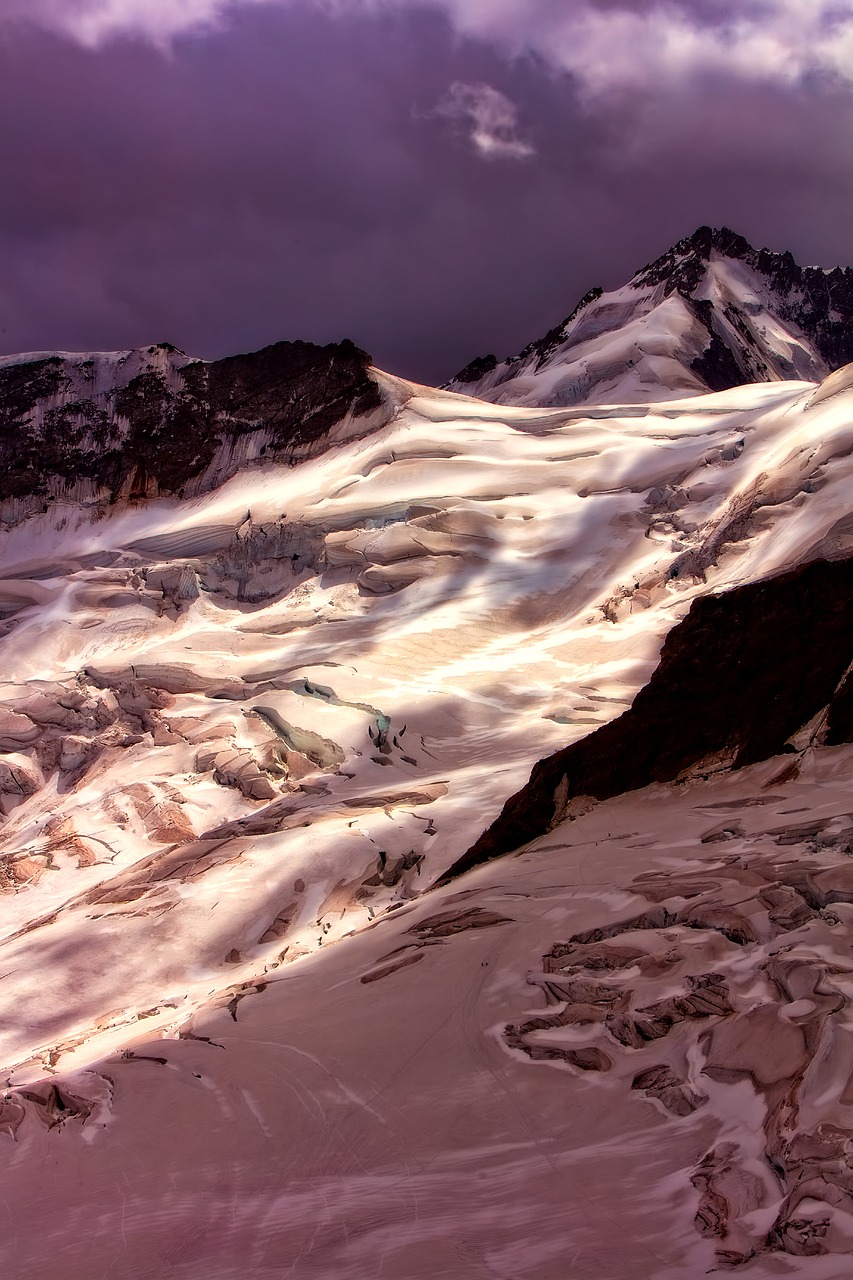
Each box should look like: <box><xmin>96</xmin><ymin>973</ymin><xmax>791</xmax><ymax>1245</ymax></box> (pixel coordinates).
<box><xmin>2</xmin><ymin>350</ymin><xmax>853</xmax><ymax>1274</ymax></box>
<box><xmin>7</xmin><ymin>749</ymin><xmax>853</xmax><ymax>1279</ymax></box>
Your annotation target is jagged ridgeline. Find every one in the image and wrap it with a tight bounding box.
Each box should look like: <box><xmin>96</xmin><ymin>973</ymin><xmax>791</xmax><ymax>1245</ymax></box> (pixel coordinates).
<box><xmin>0</xmin><ymin>338</ymin><xmax>382</xmax><ymax>506</ymax></box>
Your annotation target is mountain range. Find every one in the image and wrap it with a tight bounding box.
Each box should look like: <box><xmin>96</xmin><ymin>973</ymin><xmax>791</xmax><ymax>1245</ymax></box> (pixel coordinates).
<box><xmin>2</xmin><ymin>229</ymin><xmax>853</xmax><ymax>1277</ymax></box>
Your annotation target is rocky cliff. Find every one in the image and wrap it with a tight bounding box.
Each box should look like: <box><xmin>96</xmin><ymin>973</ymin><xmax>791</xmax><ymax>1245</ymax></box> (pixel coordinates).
<box><xmin>0</xmin><ymin>337</ymin><xmax>384</xmax><ymax>519</ymax></box>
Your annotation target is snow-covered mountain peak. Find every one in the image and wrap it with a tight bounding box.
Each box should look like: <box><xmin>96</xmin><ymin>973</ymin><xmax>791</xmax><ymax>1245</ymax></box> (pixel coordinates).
<box><xmin>446</xmin><ymin>226</ymin><xmax>853</xmax><ymax>408</ymax></box>
<box><xmin>631</xmin><ymin>225</ymin><xmax>770</xmax><ymax>291</ymax></box>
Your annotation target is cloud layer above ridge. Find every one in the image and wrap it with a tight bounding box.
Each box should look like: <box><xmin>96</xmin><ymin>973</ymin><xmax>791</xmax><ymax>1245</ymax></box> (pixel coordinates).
<box><xmin>9</xmin><ymin>0</ymin><xmax>853</xmax><ymax>96</ymax></box>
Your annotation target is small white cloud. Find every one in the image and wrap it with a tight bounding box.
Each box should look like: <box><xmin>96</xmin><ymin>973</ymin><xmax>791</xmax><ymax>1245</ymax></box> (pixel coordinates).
<box><xmin>431</xmin><ymin>82</ymin><xmax>535</xmax><ymax>161</ymax></box>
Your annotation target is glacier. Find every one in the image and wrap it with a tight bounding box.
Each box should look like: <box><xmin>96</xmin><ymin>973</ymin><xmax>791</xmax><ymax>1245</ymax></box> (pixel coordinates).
<box><xmin>2</xmin><ymin>232</ymin><xmax>853</xmax><ymax>1276</ymax></box>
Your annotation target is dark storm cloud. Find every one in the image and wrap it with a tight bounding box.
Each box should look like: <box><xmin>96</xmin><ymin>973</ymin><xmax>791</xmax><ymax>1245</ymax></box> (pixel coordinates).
<box><xmin>0</xmin><ymin>1</ymin><xmax>851</xmax><ymax>384</ymax></box>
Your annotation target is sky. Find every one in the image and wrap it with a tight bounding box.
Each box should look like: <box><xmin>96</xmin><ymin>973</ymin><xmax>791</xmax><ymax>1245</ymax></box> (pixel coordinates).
<box><xmin>0</xmin><ymin>0</ymin><xmax>851</xmax><ymax>384</ymax></box>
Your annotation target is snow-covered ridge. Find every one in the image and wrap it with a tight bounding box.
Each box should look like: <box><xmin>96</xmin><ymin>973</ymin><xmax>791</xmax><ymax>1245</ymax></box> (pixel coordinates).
<box><xmin>446</xmin><ymin>225</ymin><xmax>853</xmax><ymax>408</ymax></box>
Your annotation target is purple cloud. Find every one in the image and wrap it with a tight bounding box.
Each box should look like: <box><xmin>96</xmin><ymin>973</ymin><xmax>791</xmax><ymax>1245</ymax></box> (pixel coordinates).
<box><xmin>11</xmin><ymin>1</ymin><xmax>853</xmax><ymax>96</ymax></box>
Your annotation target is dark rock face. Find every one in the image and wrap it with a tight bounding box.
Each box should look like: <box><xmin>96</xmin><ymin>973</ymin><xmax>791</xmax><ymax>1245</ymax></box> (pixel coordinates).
<box><xmin>688</xmin><ymin>297</ymin><xmax>753</xmax><ymax>391</ymax></box>
<box><xmin>440</xmin><ymin>557</ymin><xmax>853</xmax><ymax>883</ymax></box>
<box><xmin>452</xmin><ymin>354</ymin><xmax>498</xmax><ymax>385</ymax></box>
<box><xmin>0</xmin><ymin>338</ymin><xmax>381</xmax><ymax>505</ymax></box>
